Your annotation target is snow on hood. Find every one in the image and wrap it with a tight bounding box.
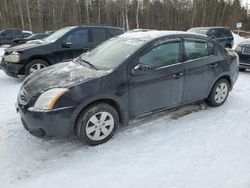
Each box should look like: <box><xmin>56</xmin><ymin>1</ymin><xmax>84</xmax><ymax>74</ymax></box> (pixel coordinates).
<box><xmin>5</xmin><ymin>41</ymin><xmax>47</xmax><ymax>53</ymax></box>
<box><xmin>22</xmin><ymin>61</ymin><xmax>111</xmax><ymax>97</ymax></box>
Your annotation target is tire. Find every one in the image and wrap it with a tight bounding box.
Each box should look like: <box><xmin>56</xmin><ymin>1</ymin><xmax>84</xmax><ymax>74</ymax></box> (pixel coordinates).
<box><xmin>239</xmin><ymin>68</ymin><xmax>246</xmax><ymax>72</ymax></box>
<box><xmin>75</xmin><ymin>103</ymin><xmax>119</xmax><ymax>146</ymax></box>
<box><xmin>206</xmin><ymin>79</ymin><xmax>230</xmax><ymax>107</ymax></box>
<box><xmin>25</xmin><ymin>59</ymin><xmax>49</xmax><ymax>76</ymax></box>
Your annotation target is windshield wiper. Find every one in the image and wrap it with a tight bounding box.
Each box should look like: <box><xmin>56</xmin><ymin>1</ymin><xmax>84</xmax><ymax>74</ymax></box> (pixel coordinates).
<box><xmin>75</xmin><ymin>57</ymin><xmax>98</xmax><ymax>70</ymax></box>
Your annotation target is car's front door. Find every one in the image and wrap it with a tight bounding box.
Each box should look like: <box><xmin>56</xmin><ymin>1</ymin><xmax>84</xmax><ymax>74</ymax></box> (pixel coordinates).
<box><xmin>53</xmin><ymin>28</ymin><xmax>90</xmax><ymax>63</ymax></box>
<box><xmin>128</xmin><ymin>39</ymin><xmax>184</xmax><ymax>117</ymax></box>
<box><xmin>182</xmin><ymin>38</ymin><xmax>218</xmax><ymax>102</ymax></box>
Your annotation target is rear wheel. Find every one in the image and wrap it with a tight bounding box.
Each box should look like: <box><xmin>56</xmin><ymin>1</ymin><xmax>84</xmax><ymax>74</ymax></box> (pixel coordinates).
<box><xmin>25</xmin><ymin>59</ymin><xmax>49</xmax><ymax>75</ymax></box>
<box><xmin>76</xmin><ymin>103</ymin><xmax>119</xmax><ymax>146</ymax></box>
<box><xmin>206</xmin><ymin>79</ymin><xmax>230</xmax><ymax>107</ymax></box>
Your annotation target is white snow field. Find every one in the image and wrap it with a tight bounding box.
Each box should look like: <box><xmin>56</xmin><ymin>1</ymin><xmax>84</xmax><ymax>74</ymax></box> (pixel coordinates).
<box><xmin>1</xmin><ymin>70</ymin><xmax>250</xmax><ymax>188</ymax></box>
<box><xmin>0</xmin><ymin>33</ymin><xmax>250</xmax><ymax>188</ymax></box>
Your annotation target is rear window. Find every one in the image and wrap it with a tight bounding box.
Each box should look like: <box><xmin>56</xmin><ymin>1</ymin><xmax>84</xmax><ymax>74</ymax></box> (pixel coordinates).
<box><xmin>184</xmin><ymin>40</ymin><xmax>214</xmax><ymax>61</ymax></box>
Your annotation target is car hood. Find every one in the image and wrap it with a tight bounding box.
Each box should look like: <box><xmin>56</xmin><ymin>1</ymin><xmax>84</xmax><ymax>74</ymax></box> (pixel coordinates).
<box><xmin>22</xmin><ymin>61</ymin><xmax>111</xmax><ymax>97</ymax></box>
<box><xmin>239</xmin><ymin>39</ymin><xmax>250</xmax><ymax>46</ymax></box>
<box><xmin>5</xmin><ymin>41</ymin><xmax>48</xmax><ymax>53</ymax></box>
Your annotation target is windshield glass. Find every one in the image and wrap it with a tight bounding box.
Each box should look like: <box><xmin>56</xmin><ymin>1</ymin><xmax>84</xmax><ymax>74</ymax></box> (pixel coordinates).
<box><xmin>188</xmin><ymin>28</ymin><xmax>208</xmax><ymax>35</ymax></box>
<box><xmin>44</xmin><ymin>27</ymin><xmax>75</xmax><ymax>43</ymax></box>
<box><xmin>80</xmin><ymin>37</ymin><xmax>147</xmax><ymax>69</ymax></box>
<box><xmin>27</xmin><ymin>34</ymin><xmax>37</xmax><ymax>39</ymax></box>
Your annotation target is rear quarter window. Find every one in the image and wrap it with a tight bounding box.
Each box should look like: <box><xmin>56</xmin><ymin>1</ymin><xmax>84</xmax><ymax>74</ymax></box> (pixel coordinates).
<box><xmin>184</xmin><ymin>40</ymin><xmax>214</xmax><ymax>61</ymax></box>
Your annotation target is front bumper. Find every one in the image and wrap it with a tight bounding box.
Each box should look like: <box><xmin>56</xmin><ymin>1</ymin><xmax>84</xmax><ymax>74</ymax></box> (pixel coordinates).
<box><xmin>0</xmin><ymin>60</ymin><xmax>24</xmax><ymax>77</ymax></box>
<box><xmin>17</xmin><ymin>104</ymin><xmax>76</xmax><ymax>138</ymax></box>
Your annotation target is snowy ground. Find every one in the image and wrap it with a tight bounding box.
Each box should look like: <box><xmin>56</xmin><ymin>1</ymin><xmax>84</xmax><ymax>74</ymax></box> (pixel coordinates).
<box><xmin>1</xmin><ymin>34</ymin><xmax>250</xmax><ymax>187</ymax></box>
<box><xmin>1</xmin><ymin>70</ymin><xmax>250</xmax><ymax>187</ymax></box>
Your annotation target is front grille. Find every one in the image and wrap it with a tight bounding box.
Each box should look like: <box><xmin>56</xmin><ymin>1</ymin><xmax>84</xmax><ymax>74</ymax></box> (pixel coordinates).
<box><xmin>242</xmin><ymin>47</ymin><xmax>250</xmax><ymax>55</ymax></box>
<box><xmin>18</xmin><ymin>87</ymin><xmax>31</xmax><ymax>106</ymax></box>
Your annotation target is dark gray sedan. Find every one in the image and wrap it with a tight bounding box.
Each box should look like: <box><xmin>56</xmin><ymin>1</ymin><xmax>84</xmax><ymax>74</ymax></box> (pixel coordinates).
<box><xmin>17</xmin><ymin>31</ymin><xmax>239</xmax><ymax>145</ymax></box>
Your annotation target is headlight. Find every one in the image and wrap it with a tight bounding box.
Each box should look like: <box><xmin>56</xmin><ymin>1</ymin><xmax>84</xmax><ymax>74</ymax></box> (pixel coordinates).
<box><xmin>4</xmin><ymin>51</ymin><xmax>21</xmax><ymax>63</ymax></box>
<box><xmin>34</xmin><ymin>88</ymin><xmax>69</xmax><ymax>110</ymax></box>
<box><xmin>235</xmin><ymin>46</ymin><xmax>242</xmax><ymax>53</ymax></box>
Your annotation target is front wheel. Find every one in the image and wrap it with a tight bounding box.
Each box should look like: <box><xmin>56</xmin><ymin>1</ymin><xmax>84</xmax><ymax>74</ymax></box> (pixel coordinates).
<box><xmin>76</xmin><ymin>103</ymin><xmax>119</xmax><ymax>146</ymax></box>
<box><xmin>25</xmin><ymin>59</ymin><xmax>49</xmax><ymax>76</ymax></box>
<box><xmin>206</xmin><ymin>79</ymin><xmax>230</xmax><ymax>107</ymax></box>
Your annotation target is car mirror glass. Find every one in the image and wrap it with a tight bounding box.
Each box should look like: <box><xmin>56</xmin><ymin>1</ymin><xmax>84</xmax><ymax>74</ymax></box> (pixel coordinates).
<box><xmin>132</xmin><ymin>64</ymin><xmax>153</xmax><ymax>75</ymax></box>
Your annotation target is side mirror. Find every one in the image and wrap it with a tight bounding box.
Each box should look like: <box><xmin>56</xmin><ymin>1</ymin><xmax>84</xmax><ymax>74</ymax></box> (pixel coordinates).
<box><xmin>62</xmin><ymin>41</ymin><xmax>72</xmax><ymax>48</ymax></box>
<box><xmin>132</xmin><ymin>64</ymin><xmax>153</xmax><ymax>75</ymax></box>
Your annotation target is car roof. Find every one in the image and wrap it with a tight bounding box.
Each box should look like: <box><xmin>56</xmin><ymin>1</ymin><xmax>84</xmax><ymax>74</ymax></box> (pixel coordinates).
<box><xmin>190</xmin><ymin>27</ymin><xmax>230</xmax><ymax>30</ymax></box>
<box><xmin>118</xmin><ymin>30</ymin><xmax>207</xmax><ymax>41</ymax></box>
<box><xmin>64</xmin><ymin>25</ymin><xmax>124</xmax><ymax>30</ymax></box>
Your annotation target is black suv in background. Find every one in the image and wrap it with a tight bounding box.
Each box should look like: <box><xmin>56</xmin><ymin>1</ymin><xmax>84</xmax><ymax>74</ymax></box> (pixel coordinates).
<box><xmin>0</xmin><ymin>28</ymin><xmax>24</xmax><ymax>45</ymax></box>
<box><xmin>1</xmin><ymin>26</ymin><xmax>124</xmax><ymax>77</ymax></box>
<box><xmin>188</xmin><ymin>27</ymin><xmax>234</xmax><ymax>48</ymax></box>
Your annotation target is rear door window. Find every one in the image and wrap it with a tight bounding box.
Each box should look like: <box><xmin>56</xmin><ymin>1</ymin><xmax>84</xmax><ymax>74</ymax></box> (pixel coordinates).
<box><xmin>184</xmin><ymin>40</ymin><xmax>214</xmax><ymax>61</ymax></box>
<box><xmin>91</xmin><ymin>29</ymin><xmax>107</xmax><ymax>42</ymax></box>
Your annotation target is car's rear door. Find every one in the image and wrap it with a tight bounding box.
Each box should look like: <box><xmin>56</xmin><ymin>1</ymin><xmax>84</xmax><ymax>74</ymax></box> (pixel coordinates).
<box><xmin>128</xmin><ymin>39</ymin><xmax>184</xmax><ymax>117</ymax></box>
<box><xmin>182</xmin><ymin>38</ymin><xmax>219</xmax><ymax>102</ymax></box>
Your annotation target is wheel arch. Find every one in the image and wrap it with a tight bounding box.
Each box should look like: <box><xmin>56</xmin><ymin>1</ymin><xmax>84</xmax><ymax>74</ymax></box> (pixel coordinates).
<box><xmin>73</xmin><ymin>98</ymin><xmax>126</xmax><ymax>132</ymax></box>
<box><xmin>208</xmin><ymin>74</ymin><xmax>232</xmax><ymax>97</ymax></box>
<box><xmin>27</xmin><ymin>55</ymin><xmax>53</xmax><ymax>66</ymax></box>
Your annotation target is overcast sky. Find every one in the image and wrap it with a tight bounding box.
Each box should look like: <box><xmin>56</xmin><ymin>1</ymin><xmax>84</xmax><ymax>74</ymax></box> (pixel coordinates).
<box><xmin>242</xmin><ymin>0</ymin><xmax>250</xmax><ymax>7</ymax></box>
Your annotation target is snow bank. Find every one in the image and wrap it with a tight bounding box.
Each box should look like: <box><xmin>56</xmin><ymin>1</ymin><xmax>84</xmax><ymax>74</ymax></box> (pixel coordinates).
<box><xmin>1</xmin><ymin>70</ymin><xmax>250</xmax><ymax>188</ymax></box>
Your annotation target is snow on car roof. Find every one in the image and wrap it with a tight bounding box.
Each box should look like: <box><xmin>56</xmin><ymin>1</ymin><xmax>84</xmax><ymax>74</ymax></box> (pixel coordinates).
<box><xmin>119</xmin><ymin>30</ymin><xmax>191</xmax><ymax>41</ymax></box>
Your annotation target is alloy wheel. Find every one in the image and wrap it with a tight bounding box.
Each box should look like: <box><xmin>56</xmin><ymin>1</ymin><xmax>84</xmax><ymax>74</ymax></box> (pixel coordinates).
<box><xmin>214</xmin><ymin>83</ymin><xmax>228</xmax><ymax>104</ymax></box>
<box><xmin>29</xmin><ymin>63</ymin><xmax>46</xmax><ymax>74</ymax></box>
<box><xmin>85</xmin><ymin>112</ymin><xmax>115</xmax><ymax>141</ymax></box>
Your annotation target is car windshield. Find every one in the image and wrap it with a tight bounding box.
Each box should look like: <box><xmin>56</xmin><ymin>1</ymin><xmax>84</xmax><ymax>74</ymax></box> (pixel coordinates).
<box><xmin>44</xmin><ymin>27</ymin><xmax>75</xmax><ymax>43</ymax></box>
<box><xmin>27</xmin><ymin>34</ymin><xmax>37</xmax><ymax>39</ymax></box>
<box><xmin>80</xmin><ymin>37</ymin><xmax>147</xmax><ymax>69</ymax></box>
<box><xmin>188</xmin><ymin>28</ymin><xmax>208</xmax><ymax>35</ymax></box>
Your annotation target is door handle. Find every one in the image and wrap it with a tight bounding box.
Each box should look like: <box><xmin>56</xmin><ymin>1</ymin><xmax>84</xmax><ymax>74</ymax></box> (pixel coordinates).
<box><xmin>172</xmin><ymin>72</ymin><xmax>184</xmax><ymax>79</ymax></box>
<box><xmin>210</xmin><ymin>63</ymin><xmax>218</xmax><ymax>69</ymax></box>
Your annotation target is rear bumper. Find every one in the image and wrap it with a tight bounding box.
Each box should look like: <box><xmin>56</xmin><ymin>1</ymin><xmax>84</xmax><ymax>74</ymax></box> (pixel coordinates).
<box><xmin>239</xmin><ymin>62</ymin><xmax>250</xmax><ymax>69</ymax></box>
<box><xmin>0</xmin><ymin>60</ymin><xmax>24</xmax><ymax>77</ymax></box>
<box><xmin>17</xmin><ymin>104</ymin><xmax>76</xmax><ymax>139</ymax></box>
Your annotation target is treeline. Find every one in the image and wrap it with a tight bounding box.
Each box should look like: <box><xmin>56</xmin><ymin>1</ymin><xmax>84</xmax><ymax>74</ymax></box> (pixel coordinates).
<box><xmin>0</xmin><ymin>0</ymin><xmax>248</xmax><ymax>33</ymax></box>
